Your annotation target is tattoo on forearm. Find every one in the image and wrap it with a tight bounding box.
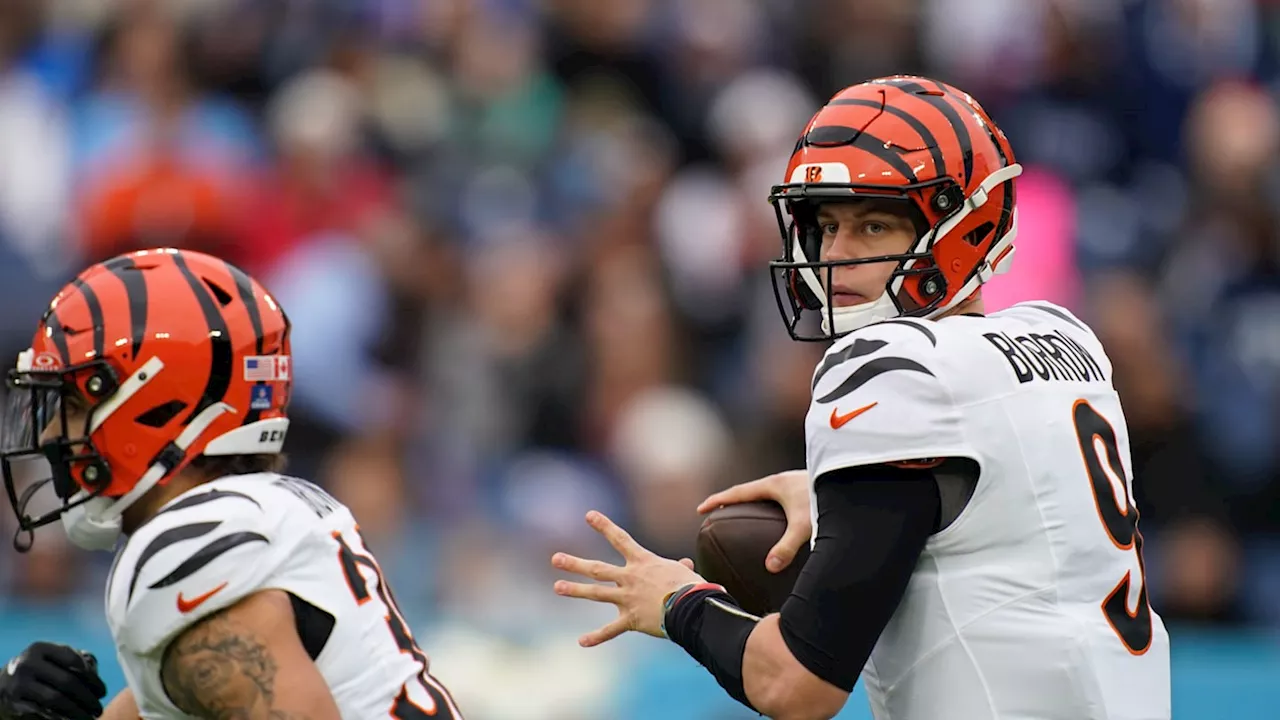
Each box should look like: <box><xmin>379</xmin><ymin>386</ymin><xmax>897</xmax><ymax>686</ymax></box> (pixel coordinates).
<box><xmin>160</xmin><ymin>612</ymin><xmax>311</xmax><ymax>720</ymax></box>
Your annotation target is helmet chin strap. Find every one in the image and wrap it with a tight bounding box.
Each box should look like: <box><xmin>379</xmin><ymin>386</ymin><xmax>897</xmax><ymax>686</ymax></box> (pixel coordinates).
<box><xmin>822</xmin><ymin>293</ymin><xmax>902</xmax><ymax>336</ymax></box>
<box><xmin>61</xmin><ymin>400</ymin><xmax>234</xmax><ymax>550</ymax></box>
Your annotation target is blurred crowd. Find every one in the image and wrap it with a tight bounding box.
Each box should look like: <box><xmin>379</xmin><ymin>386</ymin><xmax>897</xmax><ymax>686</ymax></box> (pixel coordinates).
<box><xmin>2</xmin><ymin>0</ymin><xmax>1280</xmax><ymax>715</ymax></box>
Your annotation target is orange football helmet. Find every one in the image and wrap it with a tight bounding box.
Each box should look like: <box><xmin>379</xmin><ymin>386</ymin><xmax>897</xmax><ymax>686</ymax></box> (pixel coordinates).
<box><xmin>769</xmin><ymin>75</ymin><xmax>1022</xmax><ymax>340</ymax></box>
<box><xmin>2</xmin><ymin>248</ymin><xmax>291</xmax><ymax>550</ymax></box>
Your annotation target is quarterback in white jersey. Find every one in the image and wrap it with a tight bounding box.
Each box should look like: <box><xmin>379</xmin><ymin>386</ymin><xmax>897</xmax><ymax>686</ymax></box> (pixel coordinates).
<box><xmin>800</xmin><ymin>303</ymin><xmax>1171</xmax><ymax>719</ymax></box>
<box><xmin>551</xmin><ymin>74</ymin><xmax>1170</xmax><ymax>720</ymax></box>
<box><xmin>0</xmin><ymin>249</ymin><xmax>461</xmax><ymax>719</ymax></box>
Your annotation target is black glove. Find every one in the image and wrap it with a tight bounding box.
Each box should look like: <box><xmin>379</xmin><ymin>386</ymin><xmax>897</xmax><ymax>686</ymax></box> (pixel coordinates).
<box><xmin>0</xmin><ymin>642</ymin><xmax>107</xmax><ymax>720</ymax></box>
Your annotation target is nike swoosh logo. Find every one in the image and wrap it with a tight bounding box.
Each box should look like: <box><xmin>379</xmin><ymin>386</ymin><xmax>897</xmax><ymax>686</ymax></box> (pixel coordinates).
<box><xmin>829</xmin><ymin>401</ymin><xmax>878</xmax><ymax>429</ymax></box>
<box><xmin>176</xmin><ymin>581</ymin><xmax>228</xmax><ymax>613</ymax></box>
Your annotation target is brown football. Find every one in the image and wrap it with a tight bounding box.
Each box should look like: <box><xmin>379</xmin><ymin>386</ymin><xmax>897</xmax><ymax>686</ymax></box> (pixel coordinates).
<box><xmin>695</xmin><ymin>501</ymin><xmax>811</xmax><ymax>617</ymax></box>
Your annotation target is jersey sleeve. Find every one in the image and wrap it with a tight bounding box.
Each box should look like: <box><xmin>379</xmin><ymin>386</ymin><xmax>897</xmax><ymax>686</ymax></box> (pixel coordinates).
<box><xmin>806</xmin><ymin>326</ymin><xmax>974</xmax><ymax>478</ymax></box>
<box><xmin>117</xmin><ymin>491</ymin><xmax>297</xmax><ymax>655</ymax></box>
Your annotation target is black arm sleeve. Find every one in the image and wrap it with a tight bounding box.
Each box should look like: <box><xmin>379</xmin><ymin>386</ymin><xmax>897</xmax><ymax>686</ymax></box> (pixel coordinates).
<box><xmin>777</xmin><ymin>464</ymin><xmax>941</xmax><ymax>692</ymax></box>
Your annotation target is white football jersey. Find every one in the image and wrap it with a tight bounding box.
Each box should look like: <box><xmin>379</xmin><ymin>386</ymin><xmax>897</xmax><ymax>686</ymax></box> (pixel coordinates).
<box><xmin>806</xmin><ymin>302</ymin><xmax>1171</xmax><ymax>720</ymax></box>
<box><xmin>105</xmin><ymin>472</ymin><xmax>462</xmax><ymax>719</ymax></box>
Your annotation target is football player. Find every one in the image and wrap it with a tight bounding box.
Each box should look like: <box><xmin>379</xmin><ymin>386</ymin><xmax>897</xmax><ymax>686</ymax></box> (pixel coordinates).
<box><xmin>551</xmin><ymin>76</ymin><xmax>1172</xmax><ymax>719</ymax></box>
<box><xmin>0</xmin><ymin>249</ymin><xmax>462</xmax><ymax>719</ymax></box>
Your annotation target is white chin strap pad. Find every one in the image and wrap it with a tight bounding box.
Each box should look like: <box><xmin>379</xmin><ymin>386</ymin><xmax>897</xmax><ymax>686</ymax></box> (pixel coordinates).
<box><xmin>61</xmin><ymin>495</ymin><xmax>123</xmax><ymax>551</ymax></box>
<box><xmin>823</xmin><ymin>293</ymin><xmax>902</xmax><ymax>336</ymax></box>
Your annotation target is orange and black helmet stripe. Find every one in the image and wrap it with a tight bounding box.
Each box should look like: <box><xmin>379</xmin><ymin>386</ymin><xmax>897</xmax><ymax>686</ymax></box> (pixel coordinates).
<box><xmin>103</xmin><ymin>254</ymin><xmax>150</xmax><ymax>361</ymax></box>
<box><xmin>41</xmin><ymin>306</ymin><xmax>71</xmax><ymax>366</ymax></box>
<box><xmin>881</xmin><ymin>78</ymin><xmax>976</xmax><ymax>185</ymax></box>
<box><xmin>224</xmin><ymin>261</ymin><xmax>265</xmax><ymax>355</ymax></box>
<box><xmin>171</xmin><ymin>251</ymin><xmax>233</xmax><ymax>426</ymax></box>
<box><xmin>828</xmin><ymin>94</ymin><xmax>946</xmax><ymax>179</ymax></box>
<box><xmin>929</xmin><ymin>79</ymin><xmax>1012</xmax><ymax>166</ymax></box>
<box><xmin>67</xmin><ymin>276</ymin><xmax>106</xmax><ymax>361</ymax></box>
<box><xmin>222</xmin><ymin>259</ymin><xmax>268</xmax><ymax>425</ymax></box>
<box><xmin>799</xmin><ymin>122</ymin><xmax>922</xmax><ymax>182</ymax></box>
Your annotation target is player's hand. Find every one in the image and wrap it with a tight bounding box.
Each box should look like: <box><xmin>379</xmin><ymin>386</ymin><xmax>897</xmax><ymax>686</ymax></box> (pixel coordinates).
<box><xmin>697</xmin><ymin>469</ymin><xmax>812</xmax><ymax>573</ymax></box>
<box><xmin>0</xmin><ymin>642</ymin><xmax>107</xmax><ymax>720</ymax></box>
<box><xmin>552</xmin><ymin>511</ymin><xmax>703</xmax><ymax>647</ymax></box>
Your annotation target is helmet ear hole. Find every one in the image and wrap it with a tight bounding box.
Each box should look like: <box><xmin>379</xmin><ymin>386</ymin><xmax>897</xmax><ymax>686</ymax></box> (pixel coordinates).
<box><xmin>964</xmin><ymin>221</ymin><xmax>995</xmax><ymax>247</ymax></box>
<box><xmin>134</xmin><ymin>400</ymin><xmax>189</xmax><ymax>429</ymax></box>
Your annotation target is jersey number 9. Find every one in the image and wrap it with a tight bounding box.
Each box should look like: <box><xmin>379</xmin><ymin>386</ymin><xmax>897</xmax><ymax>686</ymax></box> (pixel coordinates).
<box><xmin>1072</xmin><ymin>399</ymin><xmax>1153</xmax><ymax>656</ymax></box>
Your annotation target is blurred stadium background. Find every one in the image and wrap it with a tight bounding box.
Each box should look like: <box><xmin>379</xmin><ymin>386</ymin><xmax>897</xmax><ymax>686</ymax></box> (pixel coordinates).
<box><xmin>0</xmin><ymin>0</ymin><xmax>1279</xmax><ymax>717</ymax></box>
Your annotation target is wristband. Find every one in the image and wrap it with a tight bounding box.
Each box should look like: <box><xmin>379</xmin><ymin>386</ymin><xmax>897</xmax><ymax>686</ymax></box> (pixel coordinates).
<box><xmin>660</xmin><ymin>582</ymin><xmax>725</xmax><ymax>637</ymax></box>
<box><xmin>662</xmin><ymin>581</ymin><xmax>759</xmax><ymax>711</ymax></box>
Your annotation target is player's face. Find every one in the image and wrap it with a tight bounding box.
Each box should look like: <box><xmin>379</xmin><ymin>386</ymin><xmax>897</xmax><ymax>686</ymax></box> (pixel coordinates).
<box><xmin>816</xmin><ymin>200</ymin><xmax>917</xmax><ymax>307</ymax></box>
